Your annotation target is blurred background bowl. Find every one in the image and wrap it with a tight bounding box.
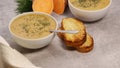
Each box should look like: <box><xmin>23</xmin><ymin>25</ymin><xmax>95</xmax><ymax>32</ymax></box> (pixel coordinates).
<box><xmin>68</xmin><ymin>0</ymin><xmax>112</xmax><ymax>22</ymax></box>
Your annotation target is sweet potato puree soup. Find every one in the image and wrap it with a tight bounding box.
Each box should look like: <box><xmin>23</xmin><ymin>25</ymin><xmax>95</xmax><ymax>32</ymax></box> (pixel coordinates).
<box><xmin>70</xmin><ymin>0</ymin><xmax>110</xmax><ymax>10</ymax></box>
<box><xmin>10</xmin><ymin>14</ymin><xmax>56</xmax><ymax>39</ymax></box>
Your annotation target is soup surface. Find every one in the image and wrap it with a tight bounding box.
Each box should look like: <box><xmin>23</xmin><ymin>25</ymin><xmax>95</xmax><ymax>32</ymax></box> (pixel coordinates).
<box><xmin>70</xmin><ymin>0</ymin><xmax>110</xmax><ymax>10</ymax></box>
<box><xmin>10</xmin><ymin>13</ymin><xmax>56</xmax><ymax>39</ymax></box>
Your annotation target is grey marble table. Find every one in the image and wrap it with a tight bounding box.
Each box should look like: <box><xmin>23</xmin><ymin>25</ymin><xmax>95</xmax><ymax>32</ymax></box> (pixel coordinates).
<box><xmin>0</xmin><ymin>0</ymin><xmax>120</xmax><ymax>68</ymax></box>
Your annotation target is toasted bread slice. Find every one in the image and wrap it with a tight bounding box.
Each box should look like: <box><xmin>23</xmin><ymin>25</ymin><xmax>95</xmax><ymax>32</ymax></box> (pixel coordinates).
<box><xmin>62</xmin><ymin>18</ymin><xmax>86</xmax><ymax>43</ymax></box>
<box><xmin>76</xmin><ymin>34</ymin><xmax>94</xmax><ymax>53</ymax></box>
<box><xmin>57</xmin><ymin>27</ymin><xmax>86</xmax><ymax>47</ymax></box>
<box><xmin>57</xmin><ymin>27</ymin><xmax>74</xmax><ymax>47</ymax></box>
<box><xmin>57</xmin><ymin>27</ymin><xmax>64</xmax><ymax>40</ymax></box>
<box><xmin>65</xmin><ymin>36</ymin><xmax>86</xmax><ymax>47</ymax></box>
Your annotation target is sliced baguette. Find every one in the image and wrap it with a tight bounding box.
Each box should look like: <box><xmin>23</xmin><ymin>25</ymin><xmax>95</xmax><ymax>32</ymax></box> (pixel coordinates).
<box><xmin>76</xmin><ymin>34</ymin><xmax>94</xmax><ymax>53</ymax></box>
<box><xmin>61</xmin><ymin>18</ymin><xmax>86</xmax><ymax>44</ymax></box>
<box><xmin>57</xmin><ymin>27</ymin><xmax>64</xmax><ymax>40</ymax></box>
<box><xmin>65</xmin><ymin>35</ymin><xmax>86</xmax><ymax>47</ymax></box>
<box><xmin>57</xmin><ymin>18</ymin><xmax>94</xmax><ymax>53</ymax></box>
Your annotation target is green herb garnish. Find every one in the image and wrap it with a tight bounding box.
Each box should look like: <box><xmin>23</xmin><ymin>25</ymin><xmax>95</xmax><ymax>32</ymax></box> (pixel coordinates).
<box><xmin>16</xmin><ymin>0</ymin><xmax>32</xmax><ymax>13</ymax></box>
<box><xmin>41</xmin><ymin>22</ymin><xmax>50</xmax><ymax>26</ymax></box>
<box><xmin>22</xmin><ymin>24</ymin><xmax>29</xmax><ymax>33</ymax></box>
<box><xmin>79</xmin><ymin>0</ymin><xmax>86</xmax><ymax>2</ymax></box>
<box><xmin>78</xmin><ymin>0</ymin><xmax>100</xmax><ymax>8</ymax></box>
<box><xmin>38</xmin><ymin>20</ymin><xmax>50</xmax><ymax>26</ymax></box>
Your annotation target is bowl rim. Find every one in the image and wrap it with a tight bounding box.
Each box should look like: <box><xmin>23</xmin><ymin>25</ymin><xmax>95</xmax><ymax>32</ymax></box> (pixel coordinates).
<box><xmin>9</xmin><ymin>12</ymin><xmax>58</xmax><ymax>41</ymax></box>
<box><xmin>68</xmin><ymin>0</ymin><xmax>112</xmax><ymax>12</ymax></box>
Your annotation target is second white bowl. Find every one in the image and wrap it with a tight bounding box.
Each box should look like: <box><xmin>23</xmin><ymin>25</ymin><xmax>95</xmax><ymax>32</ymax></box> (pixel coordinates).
<box><xmin>68</xmin><ymin>0</ymin><xmax>112</xmax><ymax>22</ymax></box>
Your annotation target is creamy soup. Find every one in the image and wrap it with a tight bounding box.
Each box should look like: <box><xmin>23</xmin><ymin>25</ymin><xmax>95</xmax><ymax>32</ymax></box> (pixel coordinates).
<box><xmin>70</xmin><ymin>0</ymin><xmax>110</xmax><ymax>10</ymax></box>
<box><xmin>10</xmin><ymin>14</ymin><xmax>56</xmax><ymax>39</ymax></box>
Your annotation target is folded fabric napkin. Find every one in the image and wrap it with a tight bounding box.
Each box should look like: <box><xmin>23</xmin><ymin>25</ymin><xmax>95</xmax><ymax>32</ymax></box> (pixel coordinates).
<box><xmin>0</xmin><ymin>36</ymin><xmax>41</xmax><ymax>68</ymax></box>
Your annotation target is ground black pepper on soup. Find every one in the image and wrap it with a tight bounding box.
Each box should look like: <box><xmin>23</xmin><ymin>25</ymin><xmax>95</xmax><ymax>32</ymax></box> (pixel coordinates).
<box><xmin>10</xmin><ymin>13</ymin><xmax>56</xmax><ymax>39</ymax></box>
<box><xmin>70</xmin><ymin>0</ymin><xmax>110</xmax><ymax>10</ymax></box>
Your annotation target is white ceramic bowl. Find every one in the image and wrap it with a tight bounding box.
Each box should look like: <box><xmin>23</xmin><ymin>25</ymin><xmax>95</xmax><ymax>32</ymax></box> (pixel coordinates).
<box><xmin>9</xmin><ymin>12</ymin><xmax>58</xmax><ymax>49</ymax></box>
<box><xmin>68</xmin><ymin>0</ymin><xmax>112</xmax><ymax>22</ymax></box>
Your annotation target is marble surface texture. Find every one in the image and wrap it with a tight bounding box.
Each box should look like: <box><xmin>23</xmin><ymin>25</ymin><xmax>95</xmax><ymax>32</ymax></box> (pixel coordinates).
<box><xmin>0</xmin><ymin>0</ymin><xmax>120</xmax><ymax>68</ymax></box>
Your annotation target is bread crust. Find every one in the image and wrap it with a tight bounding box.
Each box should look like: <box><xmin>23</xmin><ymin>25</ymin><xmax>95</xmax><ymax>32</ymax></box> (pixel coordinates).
<box><xmin>57</xmin><ymin>27</ymin><xmax>64</xmax><ymax>40</ymax></box>
<box><xmin>61</xmin><ymin>18</ymin><xmax>86</xmax><ymax>43</ymax></box>
<box><xmin>65</xmin><ymin>33</ymin><xmax>86</xmax><ymax>47</ymax></box>
<box><xmin>57</xmin><ymin>18</ymin><xmax>94</xmax><ymax>53</ymax></box>
<box><xmin>76</xmin><ymin>34</ymin><xmax>94</xmax><ymax>53</ymax></box>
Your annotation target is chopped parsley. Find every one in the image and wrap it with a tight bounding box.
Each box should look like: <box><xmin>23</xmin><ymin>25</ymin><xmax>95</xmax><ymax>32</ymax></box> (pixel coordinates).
<box><xmin>78</xmin><ymin>0</ymin><xmax>100</xmax><ymax>8</ymax></box>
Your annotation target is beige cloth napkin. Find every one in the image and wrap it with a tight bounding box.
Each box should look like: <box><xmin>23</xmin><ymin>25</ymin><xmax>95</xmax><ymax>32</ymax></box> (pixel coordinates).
<box><xmin>0</xmin><ymin>36</ymin><xmax>41</xmax><ymax>68</ymax></box>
